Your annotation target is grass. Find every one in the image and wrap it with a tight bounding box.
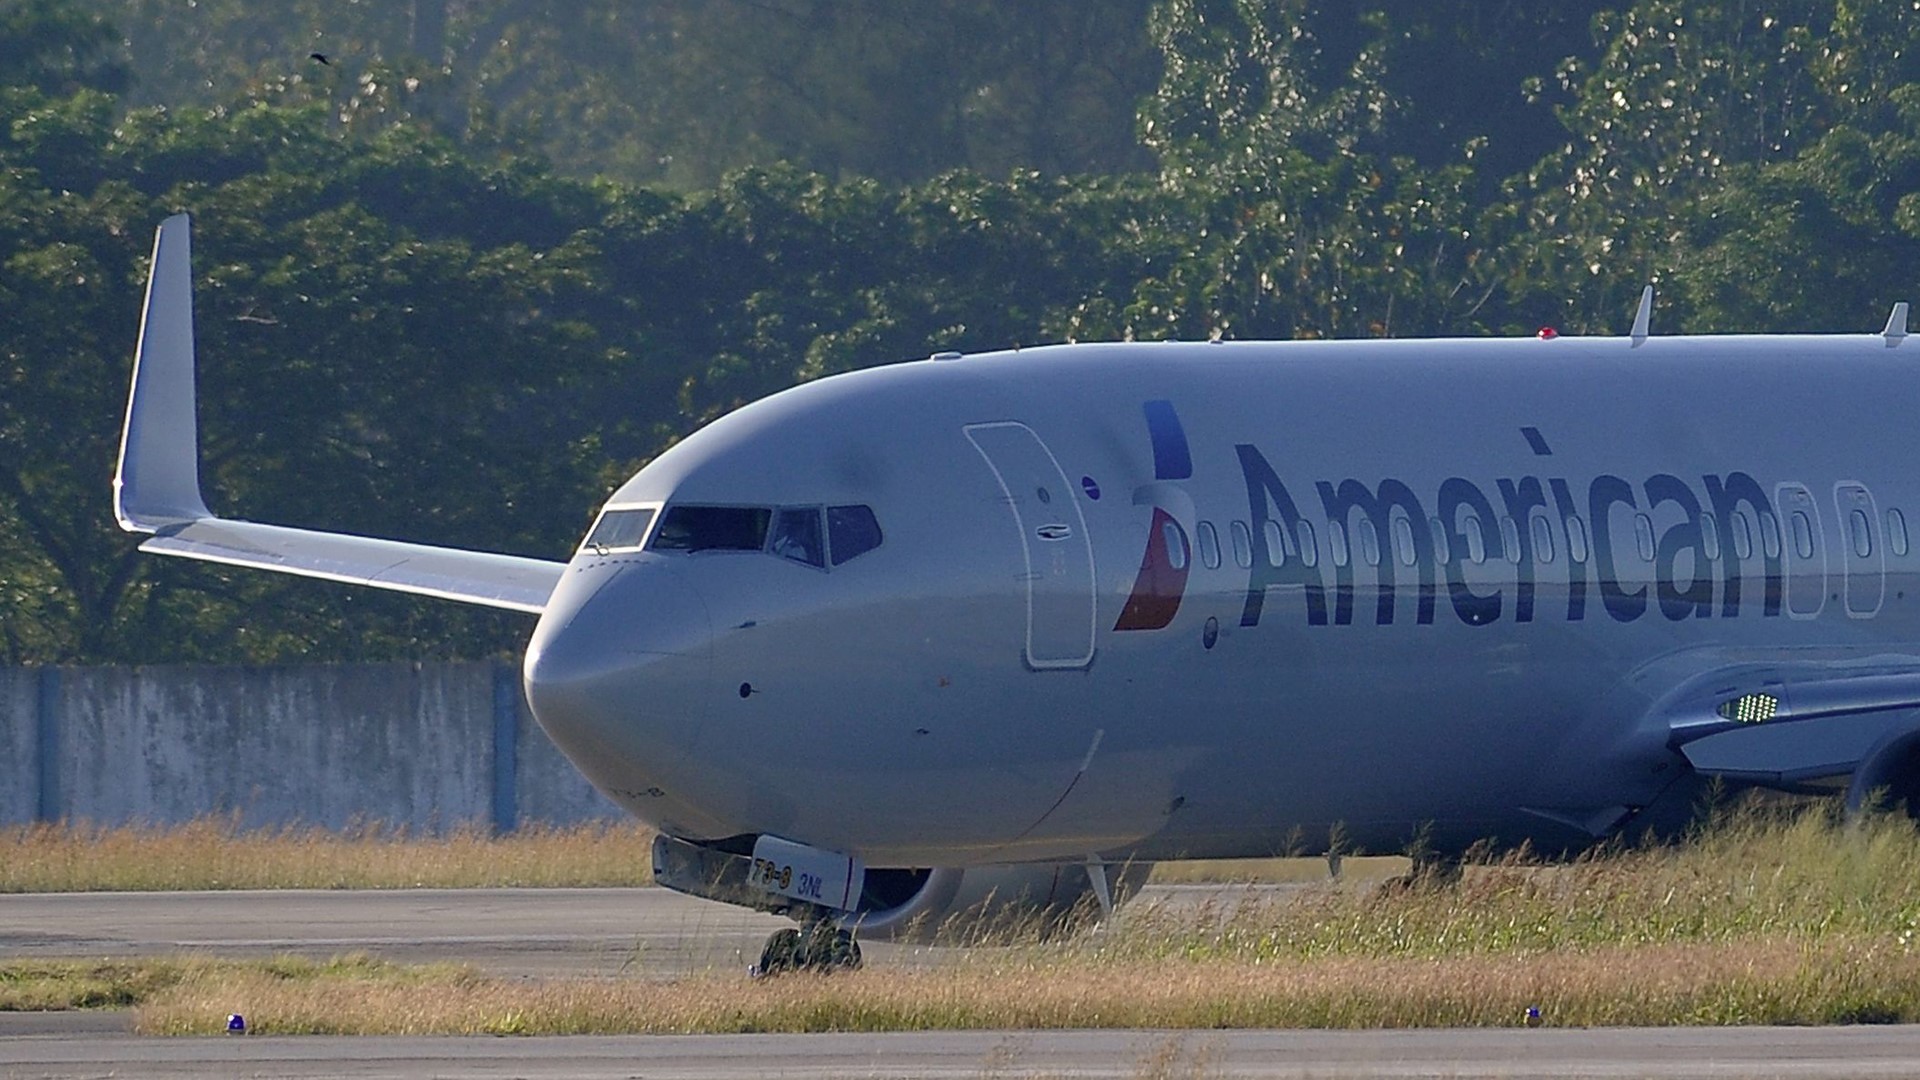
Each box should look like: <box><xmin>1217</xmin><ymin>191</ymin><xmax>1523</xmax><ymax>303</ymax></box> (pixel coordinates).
<box><xmin>0</xmin><ymin>815</ymin><xmax>1390</xmax><ymax>892</ymax></box>
<box><xmin>126</xmin><ymin>937</ymin><xmax>1920</xmax><ymax>1034</ymax></box>
<box><xmin>0</xmin><ymin>955</ymin><xmax>477</xmax><ymax>1012</ymax></box>
<box><xmin>13</xmin><ymin>800</ymin><xmax>1920</xmax><ymax>1034</ymax></box>
<box><xmin>0</xmin><ymin>818</ymin><xmax>658</xmax><ymax>891</ymax></box>
<box><xmin>1149</xmin><ymin>854</ymin><xmax>1407</xmax><ymax>885</ymax></box>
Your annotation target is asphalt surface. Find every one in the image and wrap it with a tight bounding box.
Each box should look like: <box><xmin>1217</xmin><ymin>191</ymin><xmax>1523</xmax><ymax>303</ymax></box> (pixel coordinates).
<box><xmin>0</xmin><ymin>886</ymin><xmax>795</xmax><ymax>979</ymax></box>
<box><xmin>3</xmin><ymin>888</ymin><xmax>1919</xmax><ymax>1078</ymax></box>
<box><xmin>7</xmin><ymin>1026</ymin><xmax>1920</xmax><ymax>1079</ymax></box>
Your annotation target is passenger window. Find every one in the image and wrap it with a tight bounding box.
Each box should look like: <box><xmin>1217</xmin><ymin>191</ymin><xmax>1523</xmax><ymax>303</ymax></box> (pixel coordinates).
<box><xmin>1164</xmin><ymin>522</ymin><xmax>1189</xmax><ymax>570</ymax></box>
<box><xmin>1850</xmin><ymin>509</ymin><xmax>1873</xmax><ymax>558</ymax></box>
<box><xmin>1501</xmin><ymin>516</ymin><xmax>1522</xmax><ymax>564</ymax></box>
<box><xmin>1463</xmin><ymin>514</ymin><xmax>1486</xmax><ymax>564</ymax></box>
<box><xmin>583</xmin><ymin>507</ymin><xmax>655</xmax><ymax>553</ymax></box>
<box><xmin>1197</xmin><ymin>521</ymin><xmax>1222</xmax><ymax>569</ymax></box>
<box><xmin>1566</xmin><ymin>515</ymin><xmax>1590</xmax><ymax>563</ymax></box>
<box><xmin>651</xmin><ymin>505</ymin><xmax>771</xmax><ymax>552</ymax></box>
<box><xmin>1760</xmin><ymin>511</ymin><xmax>1782</xmax><ymax>559</ymax></box>
<box><xmin>1428</xmin><ymin>517</ymin><xmax>1451</xmax><ymax>564</ymax></box>
<box><xmin>1732</xmin><ymin>511</ymin><xmax>1753</xmax><ymax>560</ymax></box>
<box><xmin>1790</xmin><ymin>510</ymin><xmax>1815</xmax><ymax>559</ymax></box>
<box><xmin>828</xmin><ymin>505</ymin><xmax>884</xmax><ymax>565</ymax></box>
<box><xmin>1357</xmin><ymin>520</ymin><xmax>1380</xmax><ymax>566</ymax></box>
<box><xmin>1531</xmin><ymin>514</ymin><xmax>1555</xmax><ymax>564</ymax></box>
<box><xmin>1296</xmin><ymin>521</ymin><xmax>1319</xmax><ymax>568</ymax></box>
<box><xmin>1329</xmin><ymin>521</ymin><xmax>1350</xmax><ymax>568</ymax></box>
<box><xmin>1229</xmin><ymin>521</ymin><xmax>1253</xmax><ymax>569</ymax></box>
<box><xmin>1634</xmin><ymin>514</ymin><xmax>1656</xmax><ymax>562</ymax></box>
<box><xmin>1263</xmin><ymin>520</ymin><xmax>1288</xmax><ymax>567</ymax></box>
<box><xmin>1891</xmin><ymin>509</ymin><xmax>1910</xmax><ymax>558</ymax></box>
<box><xmin>1700</xmin><ymin>513</ymin><xmax>1720</xmax><ymax>560</ymax></box>
<box><xmin>1393</xmin><ymin>516</ymin><xmax>1417</xmax><ymax>567</ymax></box>
<box><xmin>771</xmin><ymin>507</ymin><xmax>825</xmax><ymax>568</ymax></box>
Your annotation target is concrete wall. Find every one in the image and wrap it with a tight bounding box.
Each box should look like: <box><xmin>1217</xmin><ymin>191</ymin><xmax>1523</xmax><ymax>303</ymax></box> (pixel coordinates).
<box><xmin>0</xmin><ymin>662</ymin><xmax>621</xmax><ymax>832</ymax></box>
<box><xmin>0</xmin><ymin>668</ymin><xmax>37</xmax><ymax>825</ymax></box>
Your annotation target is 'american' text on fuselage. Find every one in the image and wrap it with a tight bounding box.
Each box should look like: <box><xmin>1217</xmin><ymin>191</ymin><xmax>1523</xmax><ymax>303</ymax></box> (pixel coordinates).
<box><xmin>1233</xmin><ymin>443</ymin><xmax>1838</xmax><ymax>629</ymax></box>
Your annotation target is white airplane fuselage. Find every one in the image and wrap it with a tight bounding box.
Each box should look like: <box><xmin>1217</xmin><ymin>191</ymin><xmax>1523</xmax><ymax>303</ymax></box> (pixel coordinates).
<box><xmin>124</xmin><ymin>216</ymin><xmax>1920</xmax><ymax>948</ymax></box>
<box><xmin>522</xmin><ymin>335</ymin><xmax>1920</xmax><ymax>867</ymax></box>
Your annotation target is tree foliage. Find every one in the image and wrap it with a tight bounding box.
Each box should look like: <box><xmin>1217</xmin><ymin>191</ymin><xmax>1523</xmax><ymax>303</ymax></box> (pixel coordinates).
<box><xmin>101</xmin><ymin>0</ymin><xmax>1160</xmax><ymax>187</ymax></box>
<box><xmin>2</xmin><ymin>0</ymin><xmax>1918</xmax><ymax>662</ymax></box>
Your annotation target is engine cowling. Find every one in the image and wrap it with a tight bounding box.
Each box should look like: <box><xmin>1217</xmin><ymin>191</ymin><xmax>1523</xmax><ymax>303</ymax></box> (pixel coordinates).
<box><xmin>1846</xmin><ymin>724</ymin><xmax>1920</xmax><ymax>818</ymax></box>
<box><xmin>844</xmin><ymin>861</ymin><xmax>1152</xmax><ymax>943</ymax></box>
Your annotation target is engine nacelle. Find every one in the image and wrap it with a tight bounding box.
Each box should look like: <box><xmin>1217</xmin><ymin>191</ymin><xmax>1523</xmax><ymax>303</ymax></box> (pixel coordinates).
<box><xmin>844</xmin><ymin>861</ymin><xmax>1151</xmax><ymax>943</ymax></box>
<box><xmin>1846</xmin><ymin>724</ymin><xmax>1920</xmax><ymax>818</ymax></box>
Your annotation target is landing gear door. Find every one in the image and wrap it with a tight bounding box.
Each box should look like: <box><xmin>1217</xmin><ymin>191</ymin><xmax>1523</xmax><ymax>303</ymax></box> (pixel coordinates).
<box><xmin>965</xmin><ymin>422</ymin><xmax>1097</xmax><ymax>670</ymax></box>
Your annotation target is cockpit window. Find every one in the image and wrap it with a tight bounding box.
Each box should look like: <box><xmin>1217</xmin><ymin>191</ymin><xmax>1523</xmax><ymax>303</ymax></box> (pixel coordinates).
<box><xmin>649</xmin><ymin>505</ymin><xmax>771</xmax><ymax>552</ymax></box>
<box><xmin>828</xmin><ymin>505</ymin><xmax>883</xmax><ymax>565</ymax></box>
<box><xmin>770</xmin><ymin>507</ymin><xmax>826</xmax><ymax>568</ymax></box>
<box><xmin>583</xmin><ymin>507</ymin><xmax>655</xmax><ymax>553</ymax></box>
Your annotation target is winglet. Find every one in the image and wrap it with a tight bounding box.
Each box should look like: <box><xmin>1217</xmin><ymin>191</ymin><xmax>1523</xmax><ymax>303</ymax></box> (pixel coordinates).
<box><xmin>1629</xmin><ymin>285</ymin><xmax>1654</xmax><ymax>347</ymax></box>
<box><xmin>1884</xmin><ymin>302</ymin><xmax>1909</xmax><ymax>346</ymax></box>
<box><xmin>114</xmin><ymin>213</ymin><xmax>211</xmax><ymax>532</ymax></box>
<box><xmin>109</xmin><ymin>214</ymin><xmax>565</xmax><ymax>613</ymax></box>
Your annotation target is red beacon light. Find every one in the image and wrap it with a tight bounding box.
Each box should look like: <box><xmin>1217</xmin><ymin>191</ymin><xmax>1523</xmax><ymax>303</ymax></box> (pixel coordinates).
<box><xmin>1537</xmin><ymin>326</ymin><xmax>1559</xmax><ymax>340</ymax></box>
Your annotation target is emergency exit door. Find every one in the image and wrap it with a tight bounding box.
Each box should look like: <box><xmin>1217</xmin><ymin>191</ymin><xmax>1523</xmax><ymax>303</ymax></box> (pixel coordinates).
<box><xmin>965</xmin><ymin>422</ymin><xmax>1097</xmax><ymax>669</ymax></box>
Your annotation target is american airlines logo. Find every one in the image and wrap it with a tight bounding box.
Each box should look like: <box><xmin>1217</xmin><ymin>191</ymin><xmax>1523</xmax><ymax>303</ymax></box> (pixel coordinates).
<box><xmin>1115</xmin><ymin>401</ymin><xmax>1194</xmax><ymax>632</ymax></box>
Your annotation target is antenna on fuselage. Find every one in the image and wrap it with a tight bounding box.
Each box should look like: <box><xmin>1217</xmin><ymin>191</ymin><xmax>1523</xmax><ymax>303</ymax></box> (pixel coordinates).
<box><xmin>1883</xmin><ymin>302</ymin><xmax>1909</xmax><ymax>346</ymax></box>
<box><xmin>1629</xmin><ymin>285</ymin><xmax>1654</xmax><ymax>348</ymax></box>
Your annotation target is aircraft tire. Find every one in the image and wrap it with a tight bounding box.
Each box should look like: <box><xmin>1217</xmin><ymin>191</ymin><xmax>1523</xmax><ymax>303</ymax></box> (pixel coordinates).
<box><xmin>799</xmin><ymin>923</ymin><xmax>862</xmax><ymax>971</ymax></box>
<box><xmin>754</xmin><ymin>927</ymin><xmax>804</xmax><ymax>977</ymax></box>
<box><xmin>753</xmin><ymin>925</ymin><xmax>862</xmax><ymax>976</ymax></box>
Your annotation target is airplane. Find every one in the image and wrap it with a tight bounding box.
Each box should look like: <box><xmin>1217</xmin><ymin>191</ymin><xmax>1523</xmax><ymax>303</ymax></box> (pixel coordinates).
<box><xmin>115</xmin><ymin>214</ymin><xmax>1920</xmax><ymax>973</ymax></box>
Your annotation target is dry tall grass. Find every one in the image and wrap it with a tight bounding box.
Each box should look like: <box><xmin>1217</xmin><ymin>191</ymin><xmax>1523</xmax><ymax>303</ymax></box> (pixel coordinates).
<box><xmin>0</xmin><ymin>817</ymin><xmax>1346</xmax><ymax>892</ymax></box>
<box><xmin>131</xmin><ymin>937</ymin><xmax>1920</xmax><ymax>1034</ymax></box>
<box><xmin>1105</xmin><ymin>801</ymin><xmax>1920</xmax><ymax>962</ymax></box>
<box><xmin>121</xmin><ymin>803</ymin><xmax>1920</xmax><ymax>1034</ymax></box>
<box><xmin>0</xmin><ymin>818</ymin><xmax>657</xmax><ymax>891</ymax></box>
<box><xmin>13</xmin><ymin>801</ymin><xmax>1920</xmax><ymax>1034</ymax></box>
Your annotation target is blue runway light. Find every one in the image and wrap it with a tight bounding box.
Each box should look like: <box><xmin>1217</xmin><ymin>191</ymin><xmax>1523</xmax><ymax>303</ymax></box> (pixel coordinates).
<box><xmin>226</xmin><ymin>1013</ymin><xmax>247</xmax><ymax>1034</ymax></box>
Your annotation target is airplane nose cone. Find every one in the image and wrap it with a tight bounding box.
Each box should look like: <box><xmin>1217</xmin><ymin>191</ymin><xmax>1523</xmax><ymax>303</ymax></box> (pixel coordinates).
<box><xmin>523</xmin><ymin>562</ymin><xmax>714</xmax><ymax>807</ymax></box>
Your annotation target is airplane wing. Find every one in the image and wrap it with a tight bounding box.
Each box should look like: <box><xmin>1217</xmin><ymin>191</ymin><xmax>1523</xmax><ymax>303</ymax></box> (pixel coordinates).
<box><xmin>113</xmin><ymin>214</ymin><xmax>566</xmax><ymax>614</ymax></box>
<box><xmin>1663</xmin><ymin>659</ymin><xmax>1920</xmax><ymax>790</ymax></box>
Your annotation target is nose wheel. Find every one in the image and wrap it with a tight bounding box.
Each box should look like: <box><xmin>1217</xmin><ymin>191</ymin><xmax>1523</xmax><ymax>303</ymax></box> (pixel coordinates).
<box><xmin>752</xmin><ymin>922</ymin><xmax>863</xmax><ymax>976</ymax></box>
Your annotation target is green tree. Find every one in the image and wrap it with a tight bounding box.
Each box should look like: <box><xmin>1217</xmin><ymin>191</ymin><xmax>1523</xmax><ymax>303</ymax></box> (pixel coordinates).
<box><xmin>0</xmin><ymin>0</ymin><xmax>127</xmax><ymax>96</ymax></box>
<box><xmin>104</xmin><ymin>0</ymin><xmax>1161</xmax><ymax>186</ymax></box>
<box><xmin>1135</xmin><ymin>0</ymin><xmax>1498</xmax><ymax>339</ymax></box>
<box><xmin>1507</xmin><ymin>0</ymin><xmax>1837</xmax><ymax>331</ymax></box>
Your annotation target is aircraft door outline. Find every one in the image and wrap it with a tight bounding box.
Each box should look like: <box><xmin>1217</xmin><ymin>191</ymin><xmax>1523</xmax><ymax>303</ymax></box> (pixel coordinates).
<box><xmin>1834</xmin><ymin>482</ymin><xmax>1885</xmax><ymax>618</ymax></box>
<box><xmin>1775</xmin><ymin>482</ymin><xmax>1826</xmax><ymax>620</ymax></box>
<box><xmin>965</xmin><ymin>422</ymin><xmax>1098</xmax><ymax>670</ymax></box>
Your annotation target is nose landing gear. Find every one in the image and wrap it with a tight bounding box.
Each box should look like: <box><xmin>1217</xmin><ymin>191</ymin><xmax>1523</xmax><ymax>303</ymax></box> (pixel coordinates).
<box><xmin>752</xmin><ymin>921</ymin><xmax>863</xmax><ymax>977</ymax></box>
